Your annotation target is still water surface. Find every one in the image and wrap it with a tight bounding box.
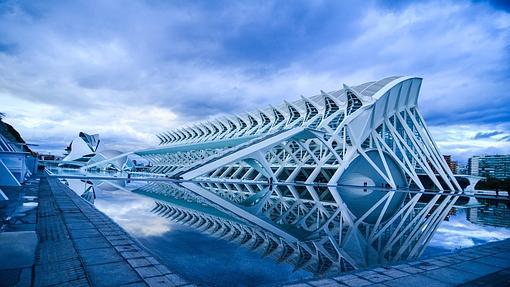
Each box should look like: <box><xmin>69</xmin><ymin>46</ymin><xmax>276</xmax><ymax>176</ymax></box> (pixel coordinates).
<box><xmin>60</xmin><ymin>176</ymin><xmax>510</xmax><ymax>286</ymax></box>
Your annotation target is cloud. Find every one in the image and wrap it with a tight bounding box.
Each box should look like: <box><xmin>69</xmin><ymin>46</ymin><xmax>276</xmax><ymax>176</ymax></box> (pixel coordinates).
<box><xmin>65</xmin><ymin>179</ymin><xmax>173</xmax><ymax>237</ymax></box>
<box><xmin>473</xmin><ymin>131</ymin><xmax>504</xmax><ymax>139</ymax></box>
<box><xmin>429</xmin><ymin>123</ymin><xmax>510</xmax><ymax>162</ymax></box>
<box><xmin>0</xmin><ymin>0</ymin><xmax>509</xmax><ymax>159</ymax></box>
<box><xmin>429</xmin><ymin>208</ymin><xmax>510</xmax><ymax>250</ymax></box>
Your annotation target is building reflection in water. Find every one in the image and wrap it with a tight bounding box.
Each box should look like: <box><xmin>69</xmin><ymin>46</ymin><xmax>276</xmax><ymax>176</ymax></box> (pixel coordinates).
<box><xmin>133</xmin><ymin>181</ymin><xmax>459</xmax><ymax>276</ymax></box>
<box><xmin>467</xmin><ymin>198</ymin><xmax>510</xmax><ymax>228</ymax></box>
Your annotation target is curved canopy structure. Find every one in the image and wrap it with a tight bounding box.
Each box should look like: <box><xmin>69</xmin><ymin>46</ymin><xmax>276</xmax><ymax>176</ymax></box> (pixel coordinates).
<box><xmin>61</xmin><ymin>132</ymin><xmax>104</xmax><ymax>167</ymax></box>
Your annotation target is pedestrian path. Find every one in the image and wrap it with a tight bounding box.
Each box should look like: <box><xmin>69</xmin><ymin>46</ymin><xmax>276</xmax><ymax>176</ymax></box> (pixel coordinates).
<box><xmin>32</xmin><ymin>174</ymin><xmax>194</xmax><ymax>287</ymax></box>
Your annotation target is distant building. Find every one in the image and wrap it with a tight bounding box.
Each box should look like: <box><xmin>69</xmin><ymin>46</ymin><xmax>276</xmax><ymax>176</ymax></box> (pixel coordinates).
<box><xmin>468</xmin><ymin>155</ymin><xmax>510</xmax><ymax>180</ymax></box>
<box><xmin>456</xmin><ymin>163</ymin><xmax>468</xmax><ymax>175</ymax></box>
<box><xmin>60</xmin><ymin>132</ymin><xmax>104</xmax><ymax>168</ymax></box>
<box><xmin>60</xmin><ymin>132</ymin><xmax>137</xmax><ymax>171</ymax></box>
<box><xmin>443</xmin><ymin>155</ymin><xmax>458</xmax><ymax>174</ymax></box>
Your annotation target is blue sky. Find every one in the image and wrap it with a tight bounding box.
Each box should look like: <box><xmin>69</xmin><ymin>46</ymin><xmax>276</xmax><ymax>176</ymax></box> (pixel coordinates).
<box><xmin>0</xmin><ymin>0</ymin><xmax>509</xmax><ymax>162</ymax></box>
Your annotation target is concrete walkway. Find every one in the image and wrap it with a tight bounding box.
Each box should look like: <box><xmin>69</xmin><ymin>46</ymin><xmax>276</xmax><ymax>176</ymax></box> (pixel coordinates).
<box><xmin>2</xmin><ymin>174</ymin><xmax>195</xmax><ymax>287</ymax></box>
<box><xmin>283</xmin><ymin>239</ymin><xmax>510</xmax><ymax>287</ymax></box>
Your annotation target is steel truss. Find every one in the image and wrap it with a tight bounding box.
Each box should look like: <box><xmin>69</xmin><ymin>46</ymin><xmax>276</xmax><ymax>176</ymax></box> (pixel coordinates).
<box><xmin>129</xmin><ymin>76</ymin><xmax>462</xmax><ymax>273</ymax></box>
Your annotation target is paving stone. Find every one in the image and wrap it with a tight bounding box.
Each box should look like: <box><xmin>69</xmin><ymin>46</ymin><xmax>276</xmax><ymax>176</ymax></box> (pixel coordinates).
<box><xmin>67</xmin><ymin>222</ymin><xmax>95</xmax><ymax>230</ymax></box>
<box><xmin>384</xmin><ymin>274</ymin><xmax>449</xmax><ymax>287</ymax></box>
<box><xmin>110</xmin><ymin>239</ymin><xmax>135</xmax><ymax>246</ymax></box>
<box><xmin>102</xmin><ymin>231</ymin><xmax>127</xmax><ymax>237</ymax></box>
<box><xmin>379</xmin><ymin>268</ymin><xmax>409</xmax><ymax>278</ymax></box>
<box><xmin>395</xmin><ymin>265</ymin><xmax>424</xmax><ymax>274</ymax></box>
<box><xmin>146</xmin><ymin>257</ymin><xmax>160</xmax><ymax>265</ymax></box>
<box><xmin>106</xmin><ymin>235</ymin><xmax>127</xmax><ymax>242</ymax></box>
<box><xmin>420</xmin><ymin>266</ymin><xmax>480</xmax><ymax>285</ymax></box>
<box><xmin>135</xmin><ymin>266</ymin><xmax>163</xmax><ymax>278</ymax></box>
<box><xmin>64</xmin><ymin>214</ymin><xmax>88</xmax><ymax>221</ymax></box>
<box><xmin>69</xmin><ymin>228</ymin><xmax>102</xmax><ymax>239</ymax></box>
<box><xmin>308</xmin><ymin>278</ymin><xmax>338</xmax><ymax>286</ymax></box>
<box><xmin>423</xmin><ymin>259</ymin><xmax>450</xmax><ymax>267</ymax></box>
<box><xmin>164</xmin><ymin>273</ymin><xmax>188</xmax><ymax>286</ymax></box>
<box><xmin>437</xmin><ymin>255</ymin><xmax>464</xmax><ymax>264</ymax></box>
<box><xmin>457</xmin><ymin>251</ymin><xmax>480</xmax><ymax>259</ymax></box>
<box><xmin>74</xmin><ymin>236</ymin><xmax>111</xmax><ymax>250</ymax></box>
<box><xmin>115</xmin><ymin>245</ymin><xmax>140</xmax><ymax>252</ymax></box>
<box><xmin>85</xmin><ymin>262</ymin><xmax>141</xmax><ymax>287</ymax></box>
<box><xmin>362</xmin><ymin>272</ymin><xmax>392</xmax><ymax>283</ymax></box>
<box><xmin>337</xmin><ymin>277</ymin><xmax>372</xmax><ymax>287</ymax></box>
<box><xmin>34</xmin><ymin>258</ymin><xmax>87</xmax><ymax>286</ymax></box>
<box><xmin>78</xmin><ymin>247</ymin><xmax>123</xmax><ymax>266</ymax></box>
<box><xmin>333</xmin><ymin>274</ymin><xmax>359</xmax><ymax>281</ymax></box>
<box><xmin>144</xmin><ymin>276</ymin><xmax>175</xmax><ymax>287</ymax></box>
<box><xmin>121</xmin><ymin>251</ymin><xmax>150</xmax><ymax>259</ymax></box>
<box><xmin>121</xmin><ymin>282</ymin><xmax>148</xmax><ymax>287</ymax></box>
<box><xmin>449</xmin><ymin>261</ymin><xmax>500</xmax><ymax>277</ymax></box>
<box><xmin>37</xmin><ymin>241</ymin><xmax>79</xmax><ymax>262</ymax></box>
<box><xmin>452</xmin><ymin>254</ymin><xmax>474</xmax><ymax>261</ymax></box>
<box><xmin>154</xmin><ymin>264</ymin><xmax>172</xmax><ymax>275</ymax></box>
<box><xmin>410</xmin><ymin>261</ymin><xmax>441</xmax><ymax>271</ymax></box>
<box><xmin>53</xmin><ymin>277</ymin><xmax>91</xmax><ymax>287</ymax></box>
<box><xmin>355</xmin><ymin>270</ymin><xmax>378</xmax><ymax>277</ymax></box>
<box><xmin>128</xmin><ymin>258</ymin><xmax>152</xmax><ymax>268</ymax></box>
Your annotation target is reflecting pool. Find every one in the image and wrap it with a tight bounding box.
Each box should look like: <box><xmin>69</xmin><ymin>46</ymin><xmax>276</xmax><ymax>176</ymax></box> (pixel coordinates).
<box><xmin>56</xmin><ymin>171</ymin><xmax>510</xmax><ymax>286</ymax></box>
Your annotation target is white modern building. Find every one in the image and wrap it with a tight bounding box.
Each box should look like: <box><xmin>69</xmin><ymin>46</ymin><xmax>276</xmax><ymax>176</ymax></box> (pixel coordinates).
<box><xmin>60</xmin><ymin>132</ymin><xmax>104</xmax><ymax>167</ymax></box>
<box><xmin>62</xmin><ymin>132</ymin><xmax>139</xmax><ymax>172</ymax></box>
<box><xmin>114</xmin><ymin>76</ymin><xmax>464</xmax><ymax>271</ymax></box>
<box><xmin>82</xmin><ymin>76</ymin><xmax>463</xmax><ymax>271</ymax></box>
<box><xmin>138</xmin><ymin>76</ymin><xmax>461</xmax><ymax>192</ymax></box>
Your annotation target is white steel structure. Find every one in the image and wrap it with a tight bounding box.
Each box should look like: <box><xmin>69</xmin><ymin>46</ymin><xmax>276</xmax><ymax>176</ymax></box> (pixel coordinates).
<box><xmin>129</xmin><ymin>76</ymin><xmax>462</xmax><ymax>273</ymax></box>
<box><xmin>138</xmin><ymin>76</ymin><xmax>460</xmax><ymax>192</ymax></box>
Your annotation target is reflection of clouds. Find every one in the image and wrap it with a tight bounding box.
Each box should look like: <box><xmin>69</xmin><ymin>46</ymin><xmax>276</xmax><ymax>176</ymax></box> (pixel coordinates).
<box><xmin>66</xmin><ymin>180</ymin><xmax>172</xmax><ymax>237</ymax></box>
<box><xmin>429</xmin><ymin>209</ymin><xmax>510</xmax><ymax>250</ymax></box>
